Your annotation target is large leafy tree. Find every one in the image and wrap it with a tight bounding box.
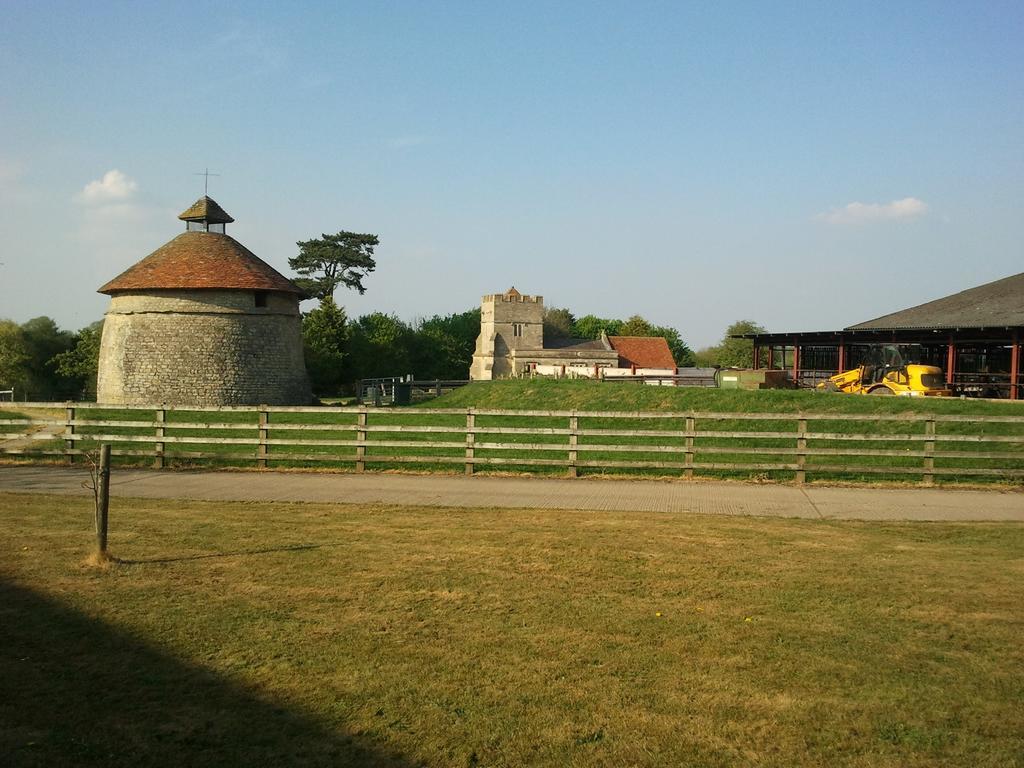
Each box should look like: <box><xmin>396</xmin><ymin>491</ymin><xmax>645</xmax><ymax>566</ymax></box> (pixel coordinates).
<box><xmin>697</xmin><ymin>320</ymin><xmax>766</xmax><ymax>368</ymax></box>
<box><xmin>301</xmin><ymin>298</ymin><xmax>349</xmax><ymax>396</ymax></box>
<box><xmin>52</xmin><ymin>320</ymin><xmax>104</xmax><ymax>398</ymax></box>
<box><xmin>346</xmin><ymin>313</ymin><xmax>415</xmax><ymax>382</ymax></box>
<box><xmin>413</xmin><ymin>309</ymin><xmax>481</xmax><ymax>380</ymax></box>
<box><xmin>289</xmin><ymin>231</ymin><xmax>379</xmax><ymax>300</ymax></box>
<box><xmin>0</xmin><ymin>320</ymin><xmax>29</xmax><ymax>390</ymax></box>
<box><xmin>542</xmin><ymin>307</ymin><xmax>575</xmax><ymax>341</ymax></box>
<box><xmin>572</xmin><ymin>315</ymin><xmax>623</xmax><ymax>339</ymax></box>
<box><xmin>20</xmin><ymin>316</ymin><xmax>74</xmax><ymax>398</ymax></box>
<box><xmin>618</xmin><ymin>315</ymin><xmax>654</xmax><ymax>337</ymax></box>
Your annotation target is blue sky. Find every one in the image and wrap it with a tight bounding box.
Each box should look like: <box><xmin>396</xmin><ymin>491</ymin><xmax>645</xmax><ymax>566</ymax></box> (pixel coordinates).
<box><xmin>1</xmin><ymin>1</ymin><xmax>1021</xmax><ymax>348</ymax></box>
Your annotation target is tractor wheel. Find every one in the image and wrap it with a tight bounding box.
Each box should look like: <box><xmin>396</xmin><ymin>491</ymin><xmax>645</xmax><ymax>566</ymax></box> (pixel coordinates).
<box><xmin>869</xmin><ymin>386</ymin><xmax>893</xmax><ymax>395</ymax></box>
<box><xmin>822</xmin><ymin>380</ymin><xmax>840</xmax><ymax>393</ymax></box>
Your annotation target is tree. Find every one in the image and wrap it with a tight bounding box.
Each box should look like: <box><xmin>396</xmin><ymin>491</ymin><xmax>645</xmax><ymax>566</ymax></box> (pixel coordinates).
<box><xmin>699</xmin><ymin>320</ymin><xmax>767</xmax><ymax>368</ymax></box>
<box><xmin>301</xmin><ymin>297</ymin><xmax>349</xmax><ymax>396</ymax></box>
<box><xmin>618</xmin><ymin>315</ymin><xmax>654</xmax><ymax>337</ymax></box>
<box><xmin>0</xmin><ymin>320</ymin><xmax>29</xmax><ymax>390</ymax></box>
<box><xmin>289</xmin><ymin>231</ymin><xmax>379</xmax><ymax>300</ymax></box>
<box><xmin>543</xmin><ymin>307</ymin><xmax>575</xmax><ymax>341</ymax></box>
<box><xmin>20</xmin><ymin>317</ymin><xmax>74</xmax><ymax>398</ymax></box>
<box><xmin>572</xmin><ymin>315</ymin><xmax>623</xmax><ymax>340</ymax></box>
<box><xmin>52</xmin><ymin>321</ymin><xmax>104</xmax><ymax>398</ymax></box>
<box><xmin>413</xmin><ymin>309</ymin><xmax>480</xmax><ymax>380</ymax></box>
<box><xmin>346</xmin><ymin>312</ymin><xmax>415</xmax><ymax>382</ymax></box>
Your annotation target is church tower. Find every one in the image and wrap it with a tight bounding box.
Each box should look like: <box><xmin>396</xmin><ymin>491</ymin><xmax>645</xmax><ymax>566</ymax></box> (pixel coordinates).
<box><xmin>470</xmin><ymin>287</ymin><xmax>544</xmax><ymax>380</ymax></box>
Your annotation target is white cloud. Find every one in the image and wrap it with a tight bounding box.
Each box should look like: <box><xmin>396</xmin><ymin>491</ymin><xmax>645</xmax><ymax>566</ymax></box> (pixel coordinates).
<box><xmin>78</xmin><ymin>169</ymin><xmax>138</xmax><ymax>204</ymax></box>
<box><xmin>819</xmin><ymin>197</ymin><xmax>928</xmax><ymax>225</ymax></box>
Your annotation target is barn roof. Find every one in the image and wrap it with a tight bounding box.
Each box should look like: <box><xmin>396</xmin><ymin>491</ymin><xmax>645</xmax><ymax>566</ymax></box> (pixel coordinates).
<box><xmin>178</xmin><ymin>195</ymin><xmax>235</xmax><ymax>224</ymax></box>
<box><xmin>608</xmin><ymin>336</ymin><xmax>676</xmax><ymax>368</ymax></box>
<box><xmin>848</xmin><ymin>271</ymin><xmax>1024</xmax><ymax>330</ymax></box>
<box><xmin>98</xmin><ymin>231</ymin><xmax>304</xmax><ymax>295</ymax></box>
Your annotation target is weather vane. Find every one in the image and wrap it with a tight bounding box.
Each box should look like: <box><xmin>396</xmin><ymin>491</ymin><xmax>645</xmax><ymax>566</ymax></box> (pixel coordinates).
<box><xmin>193</xmin><ymin>168</ymin><xmax>221</xmax><ymax>195</ymax></box>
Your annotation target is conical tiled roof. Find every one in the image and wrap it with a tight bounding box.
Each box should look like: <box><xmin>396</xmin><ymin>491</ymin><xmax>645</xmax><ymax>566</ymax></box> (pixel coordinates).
<box><xmin>98</xmin><ymin>231</ymin><xmax>303</xmax><ymax>295</ymax></box>
<box><xmin>178</xmin><ymin>195</ymin><xmax>235</xmax><ymax>224</ymax></box>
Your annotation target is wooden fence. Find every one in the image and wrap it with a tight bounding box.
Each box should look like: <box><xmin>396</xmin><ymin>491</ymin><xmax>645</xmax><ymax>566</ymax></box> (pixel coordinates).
<box><xmin>1</xmin><ymin>403</ymin><xmax>1023</xmax><ymax>485</ymax></box>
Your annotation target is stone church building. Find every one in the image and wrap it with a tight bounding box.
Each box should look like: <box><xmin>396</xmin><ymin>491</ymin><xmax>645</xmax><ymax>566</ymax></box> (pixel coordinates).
<box><xmin>470</xmin><ymin>288</ymin><xmax>675</xmax><ymax>379</ymax></box>
<box><xmin>96</xmin><ymin>196</ymin><xmax>312</xmax><ymax>405</ymax></box>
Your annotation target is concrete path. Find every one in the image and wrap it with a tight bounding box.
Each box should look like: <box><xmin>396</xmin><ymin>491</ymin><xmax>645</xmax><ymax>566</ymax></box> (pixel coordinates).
<box><xmin>1</xmin><ymin>466</ymin><xmax>1021</xmax><ymax>521</ymax></box>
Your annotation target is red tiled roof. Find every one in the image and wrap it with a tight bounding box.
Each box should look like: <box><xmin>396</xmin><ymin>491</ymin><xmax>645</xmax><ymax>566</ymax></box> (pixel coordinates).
<box><xmin>608</xmin><ymin>336</ymin><xmax>676</xmax><ymax>369</ymax></box>
<box><xmin>98</xmin><ymin>231</ymin><xmax>303</xmax><ymax>295</ymax></box>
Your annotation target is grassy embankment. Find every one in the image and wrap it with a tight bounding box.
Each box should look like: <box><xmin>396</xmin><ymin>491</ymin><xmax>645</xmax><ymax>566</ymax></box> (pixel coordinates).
<box><xmin>2</xmin><ymin>380</ymin><xmax>1022</xmax><ymax>484</ymax></box>
<box><xmin>2</xmin><ymin>492</ymin><xmax>1022</xmax><ymax>767</ymax></box>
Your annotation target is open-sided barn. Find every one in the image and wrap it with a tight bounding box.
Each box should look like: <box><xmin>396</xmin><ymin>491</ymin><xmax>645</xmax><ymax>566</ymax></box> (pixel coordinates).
<box><xmin>744</xmin><ymin>271</ymin><xmax>1024</xmax><ymax>399</ymax></box>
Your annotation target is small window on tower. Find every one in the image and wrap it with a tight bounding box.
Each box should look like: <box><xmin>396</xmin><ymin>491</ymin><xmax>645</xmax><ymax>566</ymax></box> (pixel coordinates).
<box><xmin>513</xmin><ymin>323</ymin><xmax>523</xmax><ymax>337</ymax></box>
<box><xmin>254</xmin><ymin>291</ymin><xmax>268</xmax><ymax>308</ymax></box>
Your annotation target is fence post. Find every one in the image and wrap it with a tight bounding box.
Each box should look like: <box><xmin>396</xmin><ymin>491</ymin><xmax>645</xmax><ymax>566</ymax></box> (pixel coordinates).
<box><xmin>65</xmin><ymin>402</ymin><xmax>75</xmax><ymax>465</ymax></box>
<box><xmin>257</xmin><ymin>406</ymin><xmax>269</xmax><ymax>469</ymax></box>
<box><xmin>923</xmin><ymin>417</ymin><xmax>936</xmax><ymax>487</ymax></box>
<box><xmin>154</xmin><ymin>406</ymin><xmax>166</xmax><ymax>469</ymax></box>
<box><xmin>96</xmin><ymin>443</ymin><xmax>111</xmax><ymax>556</ymax></box>
<box><xmin>796</xmin><ymin>415</ymin><xmax>807</xmax><ymax>484</ymax></box>
<box><xmin>685</xmin><ymin>415</ymin><xmax>695</xmax><ymax>480</ymax></box>
<box><xmin>568</xmin><ymin>412</ymin><xmax>579</xmax><ymax>478</ymax></box>
<box><xmin>465</xmin><ymin>408</ymin><xmax>475</xmax><ymax>476</ymax></box>
<box><xmin>356</xmin><ymin>406</ymin><xmax>367</xmax><ymax>472</ymax></box>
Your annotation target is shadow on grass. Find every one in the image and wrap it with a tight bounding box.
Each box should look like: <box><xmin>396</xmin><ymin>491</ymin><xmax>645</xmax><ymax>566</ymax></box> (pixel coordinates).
<box><xmin>121</xmin><ymin>543</ymin><xmax>329</xmax><ymax>564</ymax></box>
<box><xmin>0</xmin><ymin>579</ymin><xmax>412</xmax><ymax>768</ymax></box>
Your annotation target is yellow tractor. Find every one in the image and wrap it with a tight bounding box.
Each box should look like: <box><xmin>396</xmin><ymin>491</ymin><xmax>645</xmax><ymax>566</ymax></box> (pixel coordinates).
<box><xmin>818</xmin><ymin>345</ymin><xmax>951</xmax><ymax>397</ymax></box>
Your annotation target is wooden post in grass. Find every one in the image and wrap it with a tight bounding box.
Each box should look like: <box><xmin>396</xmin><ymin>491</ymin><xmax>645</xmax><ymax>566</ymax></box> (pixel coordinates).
<box><xmin>154</xmin><ymin>406</ymin><xmax>166</xmax><ymax>469</ymax></box>
<box><xmin>257</xmin><ymin>406</ymin><xmax>269</xmax><ymax>469</ymax></box>
<box><xmin>96</xmin><ymin>444</ymin><xmax>111</xmax><ymax>556</ymax></box>
<box><xmin>684</xmin><ymin>416</ymin><xmax>695</xmax><ymax>480</ymax></box>
<box><xmin>356</xmin><ymin>406</ymin><xmax>367</xmax><ymax>472</ymax></box>
<box><xmin>465</xmin><ymin>408</ymin><xmax>475</xmax><ymax>476</ymax></box>
<box><xmin>923</xmin><ymin>418</ymin><xmax>936</xmax><ymax>487</ymax></box>
<box><xmin>796</xmin><ymin>415</ymin><xmax>808</xmax><ymax>484</ymax></box>
<box><xmin>65</xmin><ymin>402</ymin><xmax>75</xmax><ymax>465</ymax></box>
<box><xmin>568</xmin><ymin>412</ymin><xmax>579</xmax><ymax>478</ymax></box>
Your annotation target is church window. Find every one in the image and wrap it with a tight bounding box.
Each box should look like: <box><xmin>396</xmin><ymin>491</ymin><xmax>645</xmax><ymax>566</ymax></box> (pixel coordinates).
<box><xmin>513</xmin><ymin>323</ymin><xmax>523</xmax><ymax>337</ymax></box>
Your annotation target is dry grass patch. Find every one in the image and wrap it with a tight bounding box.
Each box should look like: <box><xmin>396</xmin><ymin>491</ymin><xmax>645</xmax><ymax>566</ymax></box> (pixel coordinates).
<box><xmin>1</xmin><ymin>493</ymin><xmax>1022</xmax><ymax>767</ymax></box>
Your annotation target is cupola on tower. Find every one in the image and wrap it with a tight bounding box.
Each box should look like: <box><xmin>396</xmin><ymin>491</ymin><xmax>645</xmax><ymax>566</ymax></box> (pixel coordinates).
<box><xmin>95</xmin><ymin>196</ymin><xmax>313</xmax><ymax>405</ymax></box>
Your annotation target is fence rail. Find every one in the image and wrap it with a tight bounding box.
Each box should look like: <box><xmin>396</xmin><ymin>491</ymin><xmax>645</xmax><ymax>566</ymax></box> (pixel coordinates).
<box><xmin>1</xmin><ymin>402</ymin><xmax>1023</xmax><ymax>484</ymax></box>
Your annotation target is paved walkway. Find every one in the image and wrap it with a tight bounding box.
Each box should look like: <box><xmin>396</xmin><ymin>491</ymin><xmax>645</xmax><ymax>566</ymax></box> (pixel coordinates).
<box><xmin>1</xmin><ymin>466</ymin><xmax>1021</xmax><ymax>521</ymax></box>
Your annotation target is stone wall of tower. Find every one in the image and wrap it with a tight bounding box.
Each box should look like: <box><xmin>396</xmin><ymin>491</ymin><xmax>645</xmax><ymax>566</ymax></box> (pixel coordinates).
<box><xmin>470</xmin><ymin>292</ymin><xmax>544</xmax><ymax>380</ymax></box>
<box><xmin>97</xmin><ymin>290</ymin><xmax>313</xmax><ymax>405</ymax></box>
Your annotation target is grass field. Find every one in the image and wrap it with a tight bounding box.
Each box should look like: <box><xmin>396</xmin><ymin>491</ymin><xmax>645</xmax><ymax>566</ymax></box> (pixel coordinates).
<box><xmin>425</xmin><ymin>379</ymin><xmax>1024</xmax><ymax>415</ymax></box>
<box><xmin>2</xmin><ymin>492</ymin><xmax>1022</xmax><ymax>766</ymax></box>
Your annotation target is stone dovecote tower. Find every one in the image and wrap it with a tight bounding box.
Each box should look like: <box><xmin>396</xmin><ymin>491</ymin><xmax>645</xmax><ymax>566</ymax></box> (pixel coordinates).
<box><xmin>95</xmin><ymin>196</ymin><xmax>313</xmax><ymax>405</ymax></box>
<box><xmin>470</xmin><ymin>287</ymin><xmax>545</xmax><ymax>379</ymax></box>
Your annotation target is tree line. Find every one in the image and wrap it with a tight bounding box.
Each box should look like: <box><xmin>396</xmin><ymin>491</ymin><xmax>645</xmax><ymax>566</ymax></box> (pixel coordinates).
<box><xmin>0</xmin><ymin>309</ymin><xmax>761</xmax><ymax>400</ymax></box>
<box><xmin>0</xmin><ymin>317</ymin><xmax>102</xmax><ymax>400</ymax></box>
